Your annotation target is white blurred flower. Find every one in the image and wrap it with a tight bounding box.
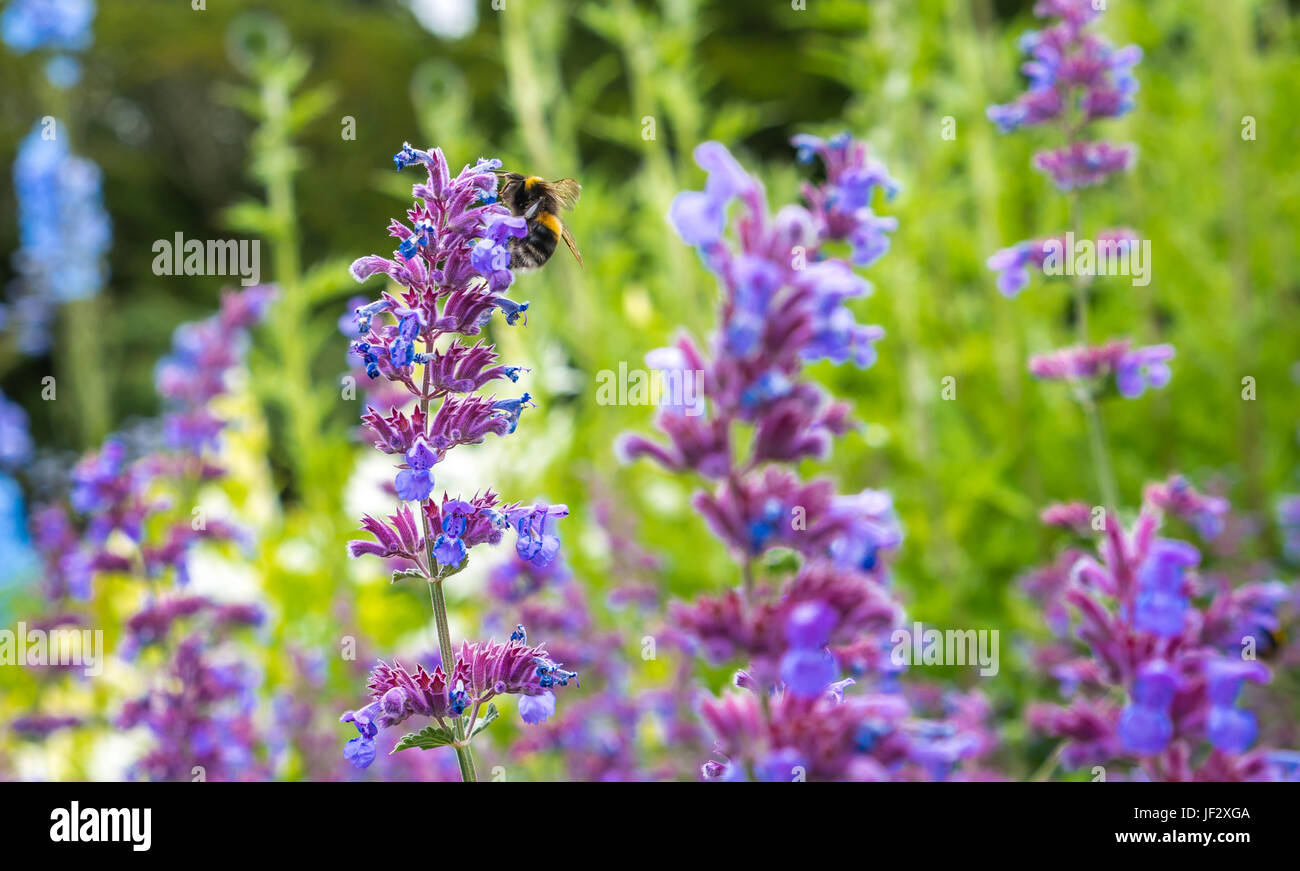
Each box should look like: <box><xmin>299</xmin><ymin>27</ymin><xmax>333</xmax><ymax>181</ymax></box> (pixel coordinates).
<box><xmin>403</xmin><ymin>0</ymin><xmax>477</xmax><ymax>40</ymax></box>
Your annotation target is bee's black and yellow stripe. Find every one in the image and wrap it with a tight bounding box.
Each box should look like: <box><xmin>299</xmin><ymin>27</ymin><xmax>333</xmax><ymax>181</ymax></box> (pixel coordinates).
<box><xmin>509</xmin><ymin>211</ymin><xmax>561</xmax><ymax>268</ymax></box>
<box><xmin>506</xmin><ymin>176</ymin><xmax>563</xmax><ymax>268</ymax></box>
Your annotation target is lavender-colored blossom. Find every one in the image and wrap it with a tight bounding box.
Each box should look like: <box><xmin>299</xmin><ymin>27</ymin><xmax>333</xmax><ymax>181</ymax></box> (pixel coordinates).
<box><xmin>507</xmin><ymin>503</ymin><xmax>568</xmax><ymax>568</ymax></box>
<box><xmin>1204</xmin><ymin>659</ymin><xmax>1268</xmax><ymax>754</ymax></box>
<box><xmin>394</xmin><ymin>437</ymin><xmax>437</xmax><ymax>502</ymax></box>
<box><xmin>1031</xmin><ymin>492</ymin><xmax>1288</xmax><ymax>778</ymax></box>
<box><xmin>1117</xmin><ymin>661</ymin><xmax>1177</xmax><ymax>754</ymax></box>
<box><xmin>340</xmin><ymin>630</ymin><xmax>576</xmax><ymax>768</ymax></box>
<box><xmin>633</xmin><ymin>136</ymin><xmax>1000</xmax><ymax>780</ymax></box>
<box><xmin>1132</xmin><ymin>538</ymin><xmax>1198</xmax><ymax>637</ymax></box>
<box><xmin>31</xmin><ymin>287</ymin><xmax>268</xmax><ymax>599</ymax></box>
<box><xmin>1029</xmin><ymin>339</ymin><xmax>1175</xmax><ymax>399</ymax></box>
<box><xmin>346</xmin><ymin>146</ymin><xmax>564</xmax><ymax>575</ymax></box>
<box><xmin>1144</xmin><ymin>475</ymin><xmax>1229</xmax><ymax>540</ymax></box>
<box><xmin>779</xmin><ymin>647</ymin><xmax>839</xmax><ymax>698</ymax></box>
<box><xmin>784</xmin><ymin>600</ymin><xmax>837</xmax><ymax>649</ymax></box>
<box><xmin>518</xmin><ymin>691</ymin><xmax>556</xmax><ymax>725</ymax></box>
<box><xmin>16</xmin><ymin>286</ymin><xmax>271</xmax><ymax>781</ymax></box>
<box><xmin>154</xmin><ymin>286</ymin><xmax>275</xmax><ymax>453</ymax></box>
<box><xmin>986</xmin><ymin>229</ymin><xmax>1137</xmax><ymax>298</ymax></box>
<box><xmin>1033</xmin><ymin>141</ymin><xmax>1136</xmax><ymax>191</ymax></box>
<box><xmin>118</xmin><ymin>635</ymin><xmax>267</xmax><ymax>781</ymax></box>
<box><xmin>987</xmin><ymin>1</ymin><xmax>1141</xmax><ymax>140</ymax></box>
<box><xmin>343</xmin><ymin>146</ymin><xmax>579</xmax><ymax>774</ymax></box>
<box><xmin>668</xmin><ymin>141</ymin><xmax>760</xmax><ymax>247</ymax></box>
<box><xmin>1115</xmin><ymin>343</ymin><xmax>1174</xmax><ymax>398</ymax></box>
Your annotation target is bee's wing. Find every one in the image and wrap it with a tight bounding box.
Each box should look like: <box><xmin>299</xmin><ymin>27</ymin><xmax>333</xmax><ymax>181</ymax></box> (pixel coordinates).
<box><xmin>550</xmin><ymin>178</ymin><xmax>581</xmax><ymax>211</ymax></box>
<box><xmin>561</xmin><ymin>223</ymin><xmax>584</xmax><ymax>269</ymax></box>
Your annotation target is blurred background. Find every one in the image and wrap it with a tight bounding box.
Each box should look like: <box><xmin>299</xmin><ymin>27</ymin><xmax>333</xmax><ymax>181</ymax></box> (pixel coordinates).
<box><xmin>0</xmin><ymin>0</ymin><xmax>1297</xmax><ymax>780</ymax></box>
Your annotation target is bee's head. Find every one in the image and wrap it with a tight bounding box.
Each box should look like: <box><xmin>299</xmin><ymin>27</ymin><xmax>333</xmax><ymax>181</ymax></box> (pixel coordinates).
<box><xmin>496</xmin><ymin>171</ymin><xmax>541</xmax><ymax>215</ymax></box>
<box><xmin>493</xmin><ymin>171</ymin><xmax>525</xmax><ymax>211</ymax></box>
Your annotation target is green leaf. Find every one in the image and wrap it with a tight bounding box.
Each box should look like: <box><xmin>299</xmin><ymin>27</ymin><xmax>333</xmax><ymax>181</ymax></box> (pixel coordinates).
<box><xmin>469</xmin><ymin>704</ymin><xmax>499</xmax><ymax>740</ymax></box>
<box><xmin>302</xmin><ymin>258</ymin><xmax>355</xmax><ymax>305</ymax></box>
<box><xmin>391</xmin><ymin>724</ymin><xmax>455</xmax><ymax>753</ymax></box>
<box><xmin>223</xmin><ymin>200</ymin><xmax>278</xmax><ymax>237</ymax></box>
<box><xmin>288</xmin><ymin>85</ymin><xmax>338</xmax><ymax>133</ymax></box>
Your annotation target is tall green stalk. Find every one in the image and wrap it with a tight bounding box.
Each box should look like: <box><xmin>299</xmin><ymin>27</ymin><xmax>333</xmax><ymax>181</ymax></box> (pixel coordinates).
<box><xmin>1066</xmin><ymin>192</ymin><xmax>1120</xmax><ymax>513</ymax></box>
<box><xmin>42</xmin><ymin>82</ymin><xmax>110</xmax><ymax>447</ymax></box>
<box><xmin>417</xmin><ymin>361</ymin><xmax>476</xmax><ymax>782</ymax></box>
<box><xmin>223</xmin><ymin>16</ymin><xmax>341</xmax><ymax>516</ymax></box>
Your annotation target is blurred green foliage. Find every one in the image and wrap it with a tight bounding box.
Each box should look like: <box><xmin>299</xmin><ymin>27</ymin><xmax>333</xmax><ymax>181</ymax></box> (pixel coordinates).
<box><xmin>1</xmin><ymin>0</ymin><xmax>1298</xmax><ymax>778</ymax></box>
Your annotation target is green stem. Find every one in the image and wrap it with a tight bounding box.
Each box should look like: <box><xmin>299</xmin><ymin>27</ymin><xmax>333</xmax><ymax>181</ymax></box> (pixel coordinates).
<box><xmin>60</xmin><ymin>295</ymin><xmax>110</xmax><ymax>446</ymax></box>
<box><xmin>1066</xmin><ymin>191</ymin><xmax>1120</xmax><ymax>512</ymax></box>
<box><xmin>1067</xmin><ymin>191</ymin><xmax>1089</xmax><ymax>346</ymax></box>
<box><xmin>250</xmin><ymin>60</ymin><xmax>328</xmax><ymax>514</ymax></box>
<box><xmin>47</xmin><ymin>75</ymin><xmax>110</xmax><ymax>448</ymax></box>
<box><xmin>1079</xmin><ymin>391</ymin><xmax>1119</xmax><ymax>514</ymax></box>
<box><xmin>417</xmin><ymin>356</ymin><xmax>476</xmax><ymax>782</ymax></box>
<box><xmin>1030</xmin><ymin>739</ymin><xmax>1066</xmax><ymax>782</ymax></box>
<box><xmin>426</xmin><ymin>576</ymin><xmax>477</xmax><ymax>782</ymax></box>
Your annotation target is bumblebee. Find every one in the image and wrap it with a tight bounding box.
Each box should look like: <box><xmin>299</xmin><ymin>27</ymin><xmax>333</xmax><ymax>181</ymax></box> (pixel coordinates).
<box><xmin>1255</xmin><ymin>624</ymin><xmax>1287</xmax><ymax>660</ymax></box>
<box><xmin>495</xmin><ymin>172</ymin><xmax>583</xmax><ymax>269</ymax></box>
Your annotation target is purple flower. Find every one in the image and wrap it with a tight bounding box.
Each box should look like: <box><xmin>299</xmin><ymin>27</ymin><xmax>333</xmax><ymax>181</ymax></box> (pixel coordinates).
<box><xmin>756</xmin><ymin>748</ymin><xmax>807</xmax><ymax>782</ymax></box>
<box><xmin>340</xmin><ymin>629</ymin><xmax>577</xmax><ymax>767</ymax></box>
<box><xmin>630</xmin><ymin>136</ymin><xmax>1000</xmax><ymax>782</ymax></box>
<box><xmin>470</xmin><ymin>215</ymin><xmax>526</xmax><ymax>293</ymax></box>
<box><xmin>1132</xmin><ymin>538</ymin><xmax>1197</xmax><ymax>637</ymax></box>
<box><xmin>490</xmin><ymin>393</ymin><xmax>533</xmax><ymax>435</ymax></box>
<box><xmin>986</xmin><ymin>3</ymin><xmax>1141</xmax><ymax>137</ymax></box>
<box><xmin>848</xmin><ymin>212</ymin><xmax>899</xmax><ymax>267</ymax></box>
<box><xmin>1031</xmin><ymin>494</ymin><xmax>1290</xmax><ymax>778</ymax></box>
<box><xmin>1205</xmin><ymin>659</ymin><xmax>1268</xmax><ymax>708</ymax></box>
<box><xmin>394</xmin><ymin>437</ymin><xmax>438</xmax><ymax>502</ymax></box>
<box><xmin>509</xmin><ymin>503</ymin><xmax>568</xmax><ymax>567</ymax></box>
<box><xmin>669</xmin><ymin>141</ymin><xmax>758</xmax><ymax>247</ymax></box>
<box><xmin>785</xmin><ymin>601</ymin><xmax>837</xmax><ymax>649</ymax></box>
<box><xmin>519</xmin><ymin>690</ymin><xmax>556</xmax><ymax>724</ymax></box>
<box><xmin>1143</xmin><ymin>475</ymin><xmax>1229</xmax><ymax>539</ymax></box>
<box><xmin>432</xmin><ymin>534</ymin><xmax>466</xmax><ymax>568</ymax></box>
<box><xmin>1117</xmin><ymin>661</ymin><xmax>1178</xmax><ymax>754</ymax></box>
<box><xmin>1116</xmin><ymin>343</ymin><xmax>1174</xmax><ymax>398</ymax></box>
<box><xmin>779</xmin><ymin>647</ymin><xmax>838</xmax><ymax>698</ymax></box>
<box><xmin>1033</xmin><ymin>141</ymin><xmax>1136</xmax><ymax>191</ymax></box>
<box><xmin>345</xmin><ymin>149</ymin><xmax>582</xmax><ymax>777</ymax></box>
<box><xmin>987</xmin><ymin>243</ymin><xmax>1034</xmax><ymax>298</ymax></box>
<box><xmin>440</xmin><ymin>499</ymin><xmax>472</xmax><ymax>537</ymax></box>
<box><xmin>1207</xmin><ymin>707</ymin><xmax>1257</xmax><ymax>755</ymax></box>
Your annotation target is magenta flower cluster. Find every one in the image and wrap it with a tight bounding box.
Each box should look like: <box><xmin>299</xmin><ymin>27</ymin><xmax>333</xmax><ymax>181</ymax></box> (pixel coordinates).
<box><xmin>1026</xmin><ymin>491</ymin><xmax>1292</xmax><ymax>780</ymax></box>
<box><xmin>24</xmin><ymin>286</ymin><xmax>272</xmax><ymax>779</ymax></box>
<box><xmin>625</xmin><ymin>134</ymin><xmax>997</xmax><ymax>781</ymax></box>
<box><xmin>987</xmin><ymin>2</ymin><xmax>1173</xmax><ymax>403</ymax></box>
<box><xmin>986</xmin><ymin>1</ymin><xmax>1160</xmax><ymax>405</ymax></box>
<box><xmin>340</xmin><ymin>628</ymin><xmax>575</xmax><ymax>768</ymax></box>
<box><xmin>340</xmin><ymin>145</ymin><xmax>576</xmax><ymax>771</ymax></box>
<box><xmin>988</xmin><ymin>2</ymin><xmax>1295</xmax><ymax>781</ymax></box>
<box><xmin>344</xmin><ymin>145</ymin><xmax>565</xmax><ymax>576</ymax></box>
<box><xmin>34</xmin><ymin>287</ymin><xmax>272</xmax><ymax>598</ymax></box>
<box><xmin>986</xmin><ymin>0</ymin><xmax>1141</xmax><ymax>189</ymax></box>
